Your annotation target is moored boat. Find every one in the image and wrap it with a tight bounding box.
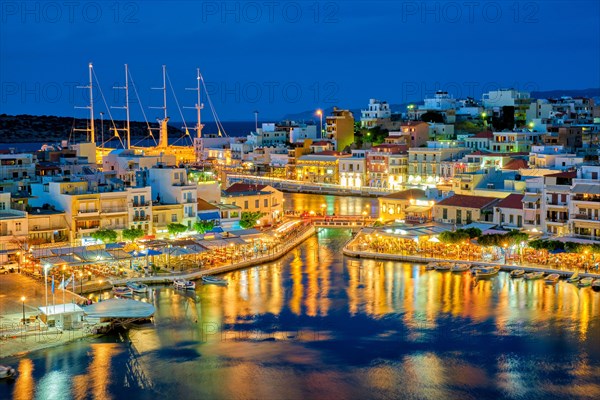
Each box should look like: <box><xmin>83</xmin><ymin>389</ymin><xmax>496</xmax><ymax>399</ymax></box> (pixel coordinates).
<box><xmin>434</xmin><ymin>262</ymin><xmax>452</xmax><ymax>271</ymax></box>
<box><xmin>592</xmin><ymin>279</ymin><xmax>600</xmax><ymax>292</ymax></box>
<box><xmin>451</xmin><ymin>263</ymin><xmax>470</xmax><ymax>272</ymax></box>
<box><xmin>202</xmin><ymin>275</ymin><xmax>229</xmax><ymax>285</ymax></box>
<box><xmin>173</xmin><ymin>279</ymin><xmax>195</xmax><ymax>290</ymax></box>
<box><xmin>545</xmin><ymin>273</ymin><xmax>560</xmax><ymax>284</ymax></box>
<box><xmin>510</xmin><ymin>269</ymin><xmax>525</xmax><ymax>278</ymax></box>
<box><xmin>425</xmin><ymin>262</ymin><xmax>437</xmax><ymax>270</ymax></box>
<box><xmin>126</xmin><ymin>282</ymin><xmax>148</xmax><ymax>293</ymax></box>
<box><xmin>0</xmin><ymin>365</ymin><xmax>17</xmax><ymax>379</ymax></box>
<box><xmin>578</xmin><ymin>277</ymin><xmax>593</xmax><ymax>287</ymax></box>
<box><xmin>567</xmin><ymin>272</ymin><xmax>580</xmax><ymax>283</ymax></box>
<box><xmin>475</xmin><ymin>266</ymin><xmax>500</xmax><ymax>278</ymax></box>
<box><xmin>112</xmin><ymin>286</ymin><xmax>133</xmax><ymax>296</ymax></box>
<box><xmin>524</xmin><ymin>271</ymin><xmax>544</xmax><ymax>280</ymax></box>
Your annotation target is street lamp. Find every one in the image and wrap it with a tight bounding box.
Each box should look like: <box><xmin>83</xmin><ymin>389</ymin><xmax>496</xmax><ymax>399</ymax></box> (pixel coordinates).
<box><xmin>43</xmin><ymin>263</ymin><xmax>50</xmax><ymax>309</ymax></box>
<box><xmin>79</xmin><ymin>272</ymin><xmax>83</xmax><ymax>295</ymax></box>
<box><xmin>16</xmin><ymin>251</ymin><xmax>21</xmax><ymax>273</ymax></box>
<box><xmin>316</xmin><ymin>109</ymin><xmax>323</xmax><ymax>139</ymax></box>
<box><xmin>21</xmin><ymin>296</ymin><xmax>26</xmax><ymax>325</ymax></box>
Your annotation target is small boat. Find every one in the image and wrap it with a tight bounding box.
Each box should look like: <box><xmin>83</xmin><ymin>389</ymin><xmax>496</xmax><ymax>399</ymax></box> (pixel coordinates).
<box><xmin>578</xmin><ymin>277</ymin><xmax>593</xmax><ymax>287</ymax></box>
<box><xmin>173</xmin><ymin>279</ymin><xmax>195</xmax><ymax>290</ymax></box>
<box><xmin>567</xmin><ymin>272</ymin><xmax>580</xmax><ymax>283</ymax></box>
<box><xmin>202</xmin><ymin>275</ymin><xmax>228</xmax><ymax>285</ymax></box>
<box><xmin>592</xmin><ymin>279</ymin><xmax>600</xmax><ymax>292</ymax></box>
<box><xmin>475</xmin><ymin>266</ymin><xmax>500</xmax><ymax>278</ymax></box>
<box><xmin>112</xmin><ymin>286</ymin><xmax>133</xmax><ymax>296</ymax></box>
<box><xmin>510</xmin><ymin>269</ymin><xmax>525</xmax><ymax>278</ymax></box>
<box><xmin>545</xmin><ymin>274</ymin><xmax>560</xmax><ymax>284</ymax></box>
<box><xmin>434</xmin><ymin>263</ymin><xmax>452</xmax><ymax>272</ymax></box>
<box><xmin>126</xmin><ymin>282</ymin><xmax>148</xmax><ymax>293</ymax></box>
<box><xmin>451</xmin><ymin>263</ymin><xmax>470</xmax><ymax>272</ymax></box>
<box><xmin>524</xmin><ymin>271</ymin><xmax>545</xmax><ymax>280</ymax></box>
<box><xmin>0</xmin><ymin>365</ymin><xmax>16</xmax><ymax>379</ymax></box>
<box><xmin>425</xmin><ymin>262</ymin><xmax>437</xmax><ymax>270</ymax></box>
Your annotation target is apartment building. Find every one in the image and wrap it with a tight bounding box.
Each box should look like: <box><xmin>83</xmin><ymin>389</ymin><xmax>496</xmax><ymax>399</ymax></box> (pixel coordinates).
<box><xmin>339</xmin><ymin>150</ymin><xmax>367</xmax><ymax>189</ymax></box>
<box><xmin>569</xmin><ymin>165</ymin><xmax>600</xmax><ymax>241</ymax></box>
<box><xmin>0</xmin><ymin>193</ymin><xmax>28</xmax><ymax>263</ymax></box>
<box><xmin>148</xmin><ymin>165</ymin><xmax>198</xmax><ymax>230</ymax></box>
<box><xmin>220</xmin><ymin>183</ymin><xmax>283</xmax><ymax>226</ymax></box>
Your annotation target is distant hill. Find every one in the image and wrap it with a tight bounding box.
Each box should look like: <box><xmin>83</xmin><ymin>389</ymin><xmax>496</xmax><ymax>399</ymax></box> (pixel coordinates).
<box><xmin>531</xmin><ymin>88</ymin><xmax>600</xmax><ymax>99</ymax></box>
<box><xmin>282</xmin><ymin>103</ymin><xmax>414</xmax><ymax>122</ymax></box>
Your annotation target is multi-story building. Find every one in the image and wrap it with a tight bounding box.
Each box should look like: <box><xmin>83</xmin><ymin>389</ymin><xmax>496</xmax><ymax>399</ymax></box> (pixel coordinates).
<box><xmin>366</xmin><ymin>144</ymin><xmax>406</xmax><ymax>189</ymax></box>
<box><xmin>339</xmin><ymin>150</ymin><xmax>367</xmax><ymax>189</ymax></box>
<box><xmin>220</xmin><ymin>183</ymin><xmax>283</xmax><ymax>227</ymax></box>
<box><xmin>407</xmin><ymin>141</ymin><xmax>468</xmax><ymax>185</ymax></box>
<box><xmin>152</xmin><ymin>203</ymin><xmax>183</xmax><ymax>237</ymax></box>
<box><xmin>27</xmin><ymin>206</ymin><xmax>69</xmax><ymax>246</ymax></box>
<box><xmin>482</xmin><ymin>89</ymin><xmax>530</xmax><ymax>109</ymax></box>
<box><xmin>148</xmin><ymin>165</ymin><xmax>198</xmax><ymax>229</ymax></box>
<box><xmin>464</xmin><ymin>131</ymin><xmax>493</xmax><ymax>151</ymax></box>
<box><xmin>102</xmin><ymin>149</ymin><xmax>175</xmax><ymax>186</ymax></box>
<box><xmin>379</xmin><ymin>189</ymin><xmax>433</xmax><ymax>223</ymax></box>
<box><xmin>493</xmin><ymin>193</ymin><xmax>525</xmax><ymax>229</ymax></box>
<box><xmin>325</xmin><ymin>107</ymin><xmax>355</xmax><ymax>152</ymax></box>
<box><xmin>569</xmin><ymin>165</ymin><xmax>600</xmax><ymax>241</ymax></box>
<box><xmin>296</xmin><ymin>151</ymin><xmax>348</xmax><ymax>184</ymax></box>
<box><xmin>490</xmin><ymin>131</ymin><xmax>545</xmax><ymax>153</ymax></box>
<box><xmin>0</xmin><ymin>153</ymin><xmax>36</xmax><ymax>195</ymax></box>
<box><xmin>540</xmin><ymin>171</ymin><xmax>575</xmax><ymax>236</ymax></box>
<box><xmin>247</xmin><ymin>123</ymin><xmax>289</xmax><ymax>147</ymax></box>
<box><xmin>0</xmin><ymin>193</ymin><xmax>28</xmax><ymax>264</ymax></box>
<box><xmin>434</xmin><ymin>194</ymin><xmax>499</xmax><ymax>225</ymax></box>
<box><xmin>388</xmin><ymin>121</ymin><xmax>430</xmax><ymax>148</ymax></box>
<box><xmin>361</xmin><ymin>99</ymin><xmax>391</xmax><ymax>128</ymax></box>
<box><xmin>420</xmin><ymin>91</ymin><xmax>457</xmax><ymax>111</ymax></box>
<box><xmin>289</xmin><ymin>123</ymin><xmax>318</xmax><ymax>143</ymax></box>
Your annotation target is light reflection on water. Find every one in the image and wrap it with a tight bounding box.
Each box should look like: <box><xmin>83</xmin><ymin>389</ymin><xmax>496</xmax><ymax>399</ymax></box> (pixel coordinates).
<box><xmin>2</xmin><ymin>229</ymin><xmax>600</xmax><ymax>399</ymax></box>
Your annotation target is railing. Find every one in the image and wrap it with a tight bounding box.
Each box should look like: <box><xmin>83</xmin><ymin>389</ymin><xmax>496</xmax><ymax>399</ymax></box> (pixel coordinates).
<box><xmin>570</xmin><ymin>214</ymin><xmax>600</xmax><ymax>222</ymax></box>
<box><xmin>572</xmin><ymin>196</ymin><xmax>600</xmax><ymax>203</ymax></box>
<box><xmin>101</xmin><ymin>207</ymin><xmax>128</xmax><ymax>214</ymax></box>
<box><xmin>133</xmin><ymin>215</ymin><xmax>150</xmax><ymax>222</ymax></box>
<box><xmin>132</xmin><ymin>201</ymin><xmax>151</xmax><ymax>207</ymax></box>
<box><xmin>546</xmin><ymin>201</ymin><xmax>568</xmax><ymax>206</ymax></box>
<box><xmin>546</xmin><ymin>218</ymin><xmax>568</xmax><ymax>223</ymax></box>
<box><xmin>77</xmin><ymin>209</ymin><xmax>98</xmax><ymax>214</ymax></box>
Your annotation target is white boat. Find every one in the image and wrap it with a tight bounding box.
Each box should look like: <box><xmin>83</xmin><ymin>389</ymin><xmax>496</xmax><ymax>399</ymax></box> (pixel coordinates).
<box><xmin>578</xmin><ymin>277</ymin><xmax>593</xmax><ymax>287</ymax></box>
<box><xmin>475</xmin><ymin>266</ymin><xmax>500</xmax><ymax>278</ymax></box>
<box><xmin>112</xmin><ymin>286</ymin><xmax>133</xmax><ymax>296</ymax></box>
<box><xmin>524</xmin><ymin>271</ymin><xmax>545</xmax><ymax>280</ymax></box>
<box><xmin>510</xmin><ymin>269</ymin><xmax>525</xmax><ymax>278</ymax></box>
<box><xmin>126</xmin><ymin>282</ymin><xmax>148</xmax><ymax>293</ymax></box>
<box><xmin>173</xmin><ymin>279</ymin><xmax>196</xmax><ymax>290</ymax></box>
<box><xmin>0</xmin><ymin>365</ymin><xmax>16</xmax><ymax>379</ymax></box>
<box><xmin>451</xmin><ymin>263</ymin><xmax>470</xmax><ymax>272</ymax></box>
<box><xmin>434</xmin><ymin>263</ymin><xmax>452</xmax><ymax>272</ymax></box>
<box><xmin>567</xmin><ymin>272</ymin><xmax>580</xmax><ymax>283</ymax></box>
<box><xmin>545</xmin><ymin>274</ymin><xmax>560</xmax><ymax>284</ymax></box>
<box><xmin>202</xmin><ymin>275</ymin><xmax>229</xmax><ymax>285</ymax></box>
<box><xmin>592</xmin><ymin>279</ymin><xmax>600</xmax><ymax>292</ymax></box>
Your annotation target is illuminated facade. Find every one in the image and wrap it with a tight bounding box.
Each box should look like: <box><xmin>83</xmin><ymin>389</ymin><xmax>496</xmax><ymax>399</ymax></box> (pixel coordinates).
<box><xmin>379</xmin><ymin>189</ymin><xmax>434</xmax><ymax>222</ymax></box>
<box><xmin>296</xmin><ymin>152</ymin><xmax>349</xmax><ymax>184</ymax></box>
<box><xmin>339</xmin><ymin>150</ymin><xmax>366</xmax><ymax>188</ymax></box>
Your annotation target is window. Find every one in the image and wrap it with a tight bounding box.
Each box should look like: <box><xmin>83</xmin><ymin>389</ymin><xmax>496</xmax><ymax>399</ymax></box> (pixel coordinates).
<box><xmin>255</xmin><ymin>199</ymin><xmax>259</xmax><ymax>208</ymax></box>
<box><xmin>15</xmin><ymin>222</ymin><xmax>21</xmax><ymax>231</ymax></box>
<box><xmin>509</xmin><ymin>215</ymin><xmax>514</xmax><ymax>225</ymax></box>
<box><xmin>442</xmin><ymin>208</ymin><xmax>448</xmax><ymax>220</ymax></box>
<box><xmin>171</xmin><ymin>214</ymin><xmax>177</xmax><ymax>222</ymax></box>
<box><xmin>244</xmin><ymin>200</ymin><xmax>248</xmax><ymax>209</ymax></box>
<box><xmin>264</xmin><ymin>199</ymin><xmax>268</xmax><ymax>207</ymax></box>
<box><xmin>0</xmin><ymin>202</ymin><xmax>5</xmax><ymax>210</ymax></box>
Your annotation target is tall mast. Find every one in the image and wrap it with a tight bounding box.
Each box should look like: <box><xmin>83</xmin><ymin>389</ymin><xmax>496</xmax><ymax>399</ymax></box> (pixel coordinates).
<box><xmin>75</xmin><ymin>62</ymin><xmax>95</xmax><ymax>143</ymax></box>
<box><xmin>151</xmin><ymin>65</ymin><xmax>168</xmax><ymax>119</ymax></box>
<box><xmin>150</xmin><ymin>65</ymin><xmax>169</xmax><ymax>148</ymax></box>
<box><xmin>185</xmin><ymin>68</ymin><xmax>204</xmax><ymax>138</ymax></box>
<box><xmin>112</xmin><ymin>64</ymin><xmax>131</xmax><ymax>149</ymax></box>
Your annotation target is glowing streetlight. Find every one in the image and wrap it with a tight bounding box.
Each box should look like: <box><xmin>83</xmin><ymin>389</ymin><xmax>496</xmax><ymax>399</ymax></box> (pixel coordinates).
<box><xmin>316</xmin><ymin>109</ymin><xmax>323</xmax><ymax>139</ymax></box>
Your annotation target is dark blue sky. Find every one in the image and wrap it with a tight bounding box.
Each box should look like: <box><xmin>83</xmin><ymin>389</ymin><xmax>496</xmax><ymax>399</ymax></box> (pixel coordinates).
<box><xmin>1</xmin><ymin>1</ymin><xmax>599</xmax><ymax>122</ymax></box>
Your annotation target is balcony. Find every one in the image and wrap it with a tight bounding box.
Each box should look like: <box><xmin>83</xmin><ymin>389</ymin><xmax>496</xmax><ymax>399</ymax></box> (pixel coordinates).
<box><xmin>185</xmin><ymin>198</ymin><xmax>196</xmax><ymax>204</ymax></box>
<box><xmin>101</xmin><ymin>207</ymin><xmax>128</xmax><ymax>215</ymax></box>
<box><xmin>132</xmin><ymin>201</ymin><xmax>151</xmax><ymax>207</ymax></box>
<box><xmin>546</xmin><ymin>218</ymin><xmax>568</xmax><ymax>224</ymax></box>
<box><xmin>572</xmin><ymin>195</ymin><xmax>600</xmax><ymax>204</ymax></box>
<box><xmin>546</xmin><ymin>201</ymin><xmax>568</xmax><ymax>208</ymax></box>
<box><xmin>133</xmin><ymin>215</ymin><xmax>150</xmax><ymax>222</ymax></box>
<box><xmin>570</xmin><ymin>214</ymin><xmax>600</xmax><ymax>223</ymax></box>
<box><xmin>77</xmin><ymin>209</ymin><xmax>99</xmax><ymax>216</ymax></box>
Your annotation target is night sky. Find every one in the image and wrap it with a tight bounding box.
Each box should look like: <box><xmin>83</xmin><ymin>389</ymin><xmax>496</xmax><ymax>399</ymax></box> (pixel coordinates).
<box><xmin>1</xmin><ymin>1</ymin><xmax>599</xmax><ymax>121</ymax></box>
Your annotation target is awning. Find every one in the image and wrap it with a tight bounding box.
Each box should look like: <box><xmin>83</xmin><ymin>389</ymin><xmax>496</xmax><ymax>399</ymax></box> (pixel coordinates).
<box><xmin>83</xmin><ymin>298</ymin><xmax>155</xmax><ymax>319</ymax></box>
<box><xmin>198</xmin><ymin>211</ymin><xmax>221</xmax><ymax>221</ymax></box>
<box><xmin>129</xmin><ymin>249</ymin><xmax>162</xmax><ymax>257</ymax></box>
<box><xmin>572</xmin><ymin>184</ymin><xmax>600</xmax><ymax>195</ymax></box>
<box><xmin>404</xmin><ymin>205</ymin><xmax>432</xmax><ymax>213</ymax></box>
<box><xmin>39</xmin><ymin>304</ymin><xmax>84</xmax><ymax>316</ymax></box>
<box><xmin>523</xmin><ymin>194</ymin><xmax>540</xmax><ymax>203</ymax></box>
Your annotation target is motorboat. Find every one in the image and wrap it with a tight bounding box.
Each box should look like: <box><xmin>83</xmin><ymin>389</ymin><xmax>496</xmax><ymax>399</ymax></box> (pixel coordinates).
<box><xmin>592</xmin><ymin>279</ymin><xmax>600</xmax><ymax>292</ymax></box>
<box><xmin>173</xmin><ymin>279</ymin><xmax>196</xmax><ymax>290</ymax></box>
<box><xmin>0</xmin><ymin>365</ymin><xmax>16</xmax><ymax>379</ymax></box>
<box><xmin>126</xmin><ymin>282</ymin><xmax>149</xmax><ymax>294</ymax></box>
<box><xmin>434</xmin><ymin>262</ymin><xmax>452</xmax><ymax>272</ymax></box>
<box><xmin>545</xmin><ymin>274</ymin><xmax>560</xmax><ymax>284</ymax></box>
<box><xmin>566</xmin><ymin>272</ymin><xmax>580</xmax><ymax>283</ymax></box>
<box><xmin>510</xmin><ymin>269</ymin><xmax>525</xmax><ymax>278</ymax></box>
<box><xmin>202</xmin><ymin>275</ymin><xmax>229</xmax><ymax>285</ymax></box>
<box><xmin>112</xmin><ymin>286</ymin><xmax>133</xmax><ymax>296</ymax></box>
<box><xmin>524</xmin><ymin>271</ymin><xmax>545</xmax><ymax>280</ymax></box>
<box><xmin>578</xmin><ymin>277</ymin><xmax>593</xmax><ymax>287</ymax></box>
<box><xmin>425</xmin><ymin>262</ymin><xmax>438</xmax><ymax>270</ymax></box>
<box><xmin>451</xmin><ymin>263</ymin><xmax>470</xmax><ymax>272</ymax></box>
<box><xmin>475</xmin><ymin>266</ymin><xmax>500</xmax><ymax>278</ymax></box>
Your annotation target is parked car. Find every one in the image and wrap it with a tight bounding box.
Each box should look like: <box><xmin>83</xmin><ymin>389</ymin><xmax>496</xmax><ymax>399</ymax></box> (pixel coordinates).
<box><xmin>0</xmin><ymin>262</ymin><xmax>18</xmax><ymax>274</ymax></box>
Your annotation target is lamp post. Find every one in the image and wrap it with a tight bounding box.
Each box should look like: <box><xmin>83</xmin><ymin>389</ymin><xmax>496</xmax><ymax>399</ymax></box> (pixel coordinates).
<box><xmin>316</xmin><ymin>109</ymin><xmax>323</xmax><ymax>139</ymax></box>
<box><xmin>21</xmin><ymin>296</ymin><xmax>26</xmax><ymax>325</ymax></box>
<box><xmin>79</xmin><ymin>272</ymin><xmax>83</xmax><ymax>295</ymax></box>
<box><xmin>16</xmin><ymin>251</ymin><xmax>21</xmax><ymax>273</ymax></box>
<box><xmin>43</xmin><ymin>263</ymin><xmax>50</xmax><ymax>309</ymax></box>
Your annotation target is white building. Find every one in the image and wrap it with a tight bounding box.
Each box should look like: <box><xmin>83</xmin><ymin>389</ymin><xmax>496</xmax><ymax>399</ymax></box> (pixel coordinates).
<box><xmin>420</xmin><ymin>91</ymin><xmax>456</xmax><ymax>111</ymax></box>
<box><xmin>570</xmin><ymin>165</ymin><xmax>600</xmax><ymax>241</ymax></box>
<box><xmin>0</xmin><ymin>153</ymin><xmax>36</xmax><ymax>195</ymax></box>
<box><xmin>0</xmin><ymin>193</ymin><xmax>28</xmax><ymax>264</ymax></box>
<box><xmin>339</xmin><ymin>150</ymin><xmax>367</xmax><ymax>188</ymax></box>
<box><xmin>148</xmin><ymin>165</ymin><xmax>198</xmax><ymax>229</ymax></box>
<box><xmin>361</xmin><ymin>99</ymin><xmax>391</xmax><ymax>128</ymax></box>
<box><xmin>482</xmin><ymin>89</ymin><xmax>530</xmax><ymax>109</ymax></box>
<box><xmin>289</xmin><ymin>124</ymin><xmax>318</xmax><ymax>143</ymax></box>
<box><xmin>102</xmin><ymin>149</ymin><xmax>175</xmax><ymax>187</ymax></box>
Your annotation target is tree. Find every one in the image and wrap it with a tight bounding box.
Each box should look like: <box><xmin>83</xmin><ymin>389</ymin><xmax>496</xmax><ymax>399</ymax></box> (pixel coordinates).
<box><xmin>240</xmin><ymin>212</ymin><xmax>265</xmax><ymax>229</ymax></box>
<box><xmin>91</xmin><ymin>229</ymin><xmax>118</xmax><ymax>243</ymax></box>
<box><xmin>420</xmin><ymin>111</ymin><xmax>444</xmax><ymax>123</ymax></box>
<box><xmin>439</xmin><ymin>230</ymin><xmax>470</xmax><ymax>244</ymax></box>
<box><xmin>122</xmin><ymin>227</ymin><xmax>144</xmax><ymax>242</ymax></box>
<box><xmin>193</xmin><ymin>220</ymin><xmax>215</xmax><ymax>234</ymax></box>
<box><xmin>167</xmin><ymin>223</ymin><xmax>188</xmax><ymax>236</ymax></box>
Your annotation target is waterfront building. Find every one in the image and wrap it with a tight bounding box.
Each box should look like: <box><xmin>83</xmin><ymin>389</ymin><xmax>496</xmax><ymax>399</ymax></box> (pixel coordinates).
<box><xmin>366</xmin><ymin>144</ymin><xmax>407</xmax><ymax>189</ymax></box>
<box><xmin>434</xmin><ymin>194</ymin><xmax>500</xmax><ymax>225</ymax></box>
<box><xmin>493</xmin><ymin>193</ymin><xmax>525</xmax><ymax>229</ymax></box>
<box><xmin>361</xmin><ymin>99</ymin><xmax>391</xmax><ymax>128</ymax></box>
<box><xmin>148</xmin><ymin>164</ymin><xmax>198</xmax><ymax>230</ymax></box>
<box><xmin>220</xmin><ymin>183</ymin><xmax>283</xmax><ymax>227</ymax></box>
<box><xmin>0</xmin><ymin>192</ymin><xmax>28</xmax><ymax>264</ymax></box>
<box><xmin>379</xmin><ymin>189</ymin><xmax>434</xmax><ymax>223</ymax></box>
<box><xmin>540</xmin><ymin>171</ymin><xmax>575</xmax><ymax>236</ymax></box>
<box><xmin>569</xmin><ymin>164</ymin><xmax>600</xmax><ymax>241</ymax></box>
<box><xmin>27</xmin><ymin>206</ymin><xmax>69</xmax><ymax>246</ymax></box>
<box><xmin>407</xmin><ymin>141</ymin><xmax>468</xmax><ymax>185</ymax></box>
<box><xmin>151</xmin><ymin>202</ymin><xmax>183</xmax><ymax>237</ymax></box>
<box><xmin>102</xmin><ymin>149</ymin><xmax>175</xmax><ymax>187</ymax></box>
<box><xmin>296</xmin><ymin>151</ymin><xmax>349</xmax><ymax>184</ymax></box>
<box><xmin>339</xmin><ymin>150</ymin><xmax>367</xmax><ymax>189</ymax></box>
<box><xmin>325</xmin><ymin>107</ymin><xmax>355</xmax><ymax>152</ymax></box>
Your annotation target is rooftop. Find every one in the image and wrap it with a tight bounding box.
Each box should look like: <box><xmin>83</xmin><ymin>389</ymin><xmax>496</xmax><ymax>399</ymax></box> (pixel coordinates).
<box><xmin>503</xmin><ymin>159</ymin><xmax>529</xmax><ymax>170</ymax></box>
<box><xmin>382</xmin><ymin>189</ymin><xmax>427</xmax><ymax>201</ymax></box>
<box><xmin>436</xmin><ymin>194</ymin><xmax>499</xmax><ymax>209</ymax></box>
<box><xmin>496</xmin><ymin>193</ymin><xmax>525</xmax><ymax>209</ymax></box>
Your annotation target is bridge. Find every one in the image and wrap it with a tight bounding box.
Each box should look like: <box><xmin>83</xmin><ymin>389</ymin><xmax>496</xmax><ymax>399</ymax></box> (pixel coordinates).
<box><xmin>294</xmin><ymin>216</ymin><xmax>376</xmax><ymax>228</ymax></box>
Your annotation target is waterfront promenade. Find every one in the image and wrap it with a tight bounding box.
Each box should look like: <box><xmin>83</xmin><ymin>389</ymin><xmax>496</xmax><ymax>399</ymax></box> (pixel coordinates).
<box><xmin>343</xmin><ymin>232</ymin><xmax>600</xmax><ymax>279</ymax></box>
